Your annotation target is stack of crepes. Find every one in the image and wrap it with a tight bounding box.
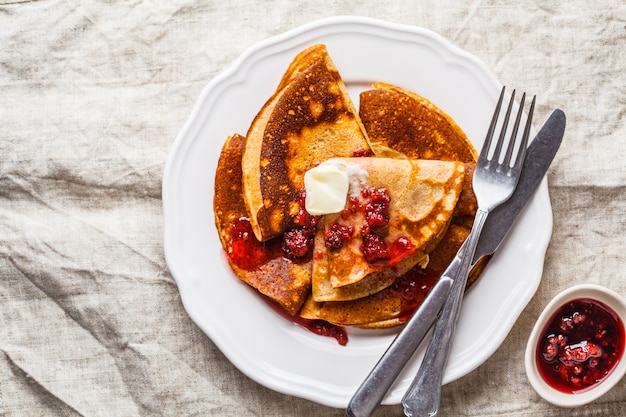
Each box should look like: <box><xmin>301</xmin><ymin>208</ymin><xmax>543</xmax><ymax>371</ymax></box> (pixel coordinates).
<box><xmin>214</xmin><ymin>44</ymin><xmax>487</xmax><ymax>329</ymax></box>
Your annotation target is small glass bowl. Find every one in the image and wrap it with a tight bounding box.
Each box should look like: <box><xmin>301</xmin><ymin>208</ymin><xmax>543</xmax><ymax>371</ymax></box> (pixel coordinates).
<box><xmin>525</xmin><ymin>284</ymin><xmax>626</xmax><ymax>407</ymax></box>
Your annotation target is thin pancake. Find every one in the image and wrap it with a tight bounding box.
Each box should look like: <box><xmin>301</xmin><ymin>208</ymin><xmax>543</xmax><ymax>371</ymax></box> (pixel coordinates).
<box><xmin>311</xmin><ymin>157</ymin><xmax>465</xmax><ymax>300</ymax></box>
<box><xmin>242</xmin><ymin>44</ymin><xmax>372</xmax><ymax>242</ymax></box>
<box><xmin>300</xmin><ymin>224</ymin><xmax>478</xmax><ymax>326</ymax></box>
<box><xmin>311</xmin><ymin>216</ymin><xmax>430</xmax><ymax>302</ymax></box>
<box><xmin>359</xmin><ymin>82</ymin><xmax>478</xmax><ymax>220</ymax></box>
<box><xmin>300</xmin><ymin>83</ymin><xmax>487</xmax><ymax>327</ymax></box>
<box><xmin>359</xmin><ymin>82</ymin><xmax>476</xmax><ymax>162</ymax></box>
<box><xmin>214</xmin><ymin>134</ymin><xmax>311</xmax><ymax>315</ymax></box>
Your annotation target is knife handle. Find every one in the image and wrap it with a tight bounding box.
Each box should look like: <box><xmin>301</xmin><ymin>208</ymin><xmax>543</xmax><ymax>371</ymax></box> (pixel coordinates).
<box><xmin>346</xmin><ymin>275</ymin><xmax>454</xmax><ymax>417</ymax></box>
<box><xmin>402</xmin><ymin>211</ymin><xmax>486</xmax><ymax>417</ymax></box>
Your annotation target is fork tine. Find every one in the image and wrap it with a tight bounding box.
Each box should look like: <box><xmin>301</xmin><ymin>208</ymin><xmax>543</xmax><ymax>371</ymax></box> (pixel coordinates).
<box><xmin>480</xmin><ymin>86</ymin><xmax>506</xmax><ymax>161</ymax></box>
<box><xmin>492</xmin><ymin>89</ymin><xmax>516</xmax><ymax>162</ymax></box>
<box><xmin>512</xmin><ymin>94</ymin><xmax>536</xmax><ymax>172</ymax></box>
<box><xmin>502</xmin><ymin>92</ymin><xmax>526</xmax><ymax>167</ymax></box>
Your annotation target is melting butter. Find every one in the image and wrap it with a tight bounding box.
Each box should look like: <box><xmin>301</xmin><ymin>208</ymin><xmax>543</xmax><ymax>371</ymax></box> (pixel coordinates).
<box><xmin>304</xmin><ymin>159</ymin><xmax>368</xmax><ymax>215</ymax></box>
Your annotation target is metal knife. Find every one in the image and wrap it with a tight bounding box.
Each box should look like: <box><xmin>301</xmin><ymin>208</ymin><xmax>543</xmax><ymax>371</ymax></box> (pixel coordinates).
<box><xmin>346</xmin><ymin>109</ymin><xmax>566</xmax><ymax>417</ymax></box>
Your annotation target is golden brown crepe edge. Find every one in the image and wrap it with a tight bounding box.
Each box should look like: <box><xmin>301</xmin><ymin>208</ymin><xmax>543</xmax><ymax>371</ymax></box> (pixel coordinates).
<box><xmin>215</xmin><ymin>133</ymin><xmax>312</xmax><ymax>315</ymax></box>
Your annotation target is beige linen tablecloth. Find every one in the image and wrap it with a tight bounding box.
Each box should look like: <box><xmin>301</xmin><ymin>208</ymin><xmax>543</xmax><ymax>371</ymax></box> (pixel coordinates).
<box><xmin>1</xmin><ymin>1</ymin><xmax>624</xmax><ymax>416</ymax></box>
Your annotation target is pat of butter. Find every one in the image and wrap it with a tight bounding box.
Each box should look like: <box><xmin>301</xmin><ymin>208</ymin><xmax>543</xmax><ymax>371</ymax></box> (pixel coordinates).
<box><xmin>304</xmin><ymin>162</ymin><xmax>350</xmax><ymax>215</ymax></box>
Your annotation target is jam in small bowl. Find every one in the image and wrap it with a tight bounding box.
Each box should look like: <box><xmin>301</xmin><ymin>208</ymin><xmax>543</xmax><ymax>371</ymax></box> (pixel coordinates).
<box><xmin>525</xmin><ymin>284</ymin><xmax>626</xmax><ymax>407</ymax></box>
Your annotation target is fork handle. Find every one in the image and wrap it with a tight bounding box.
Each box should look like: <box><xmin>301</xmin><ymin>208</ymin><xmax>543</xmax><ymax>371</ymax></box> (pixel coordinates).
<box><xmin>401</xmin><ymin>209</ymin><xmax>488</xmax><ymax>417</ymax></box>
<box><xmin>346</xmin><ymin>274</ymin><xmax>454</xmax><ymax>417</ymax></box>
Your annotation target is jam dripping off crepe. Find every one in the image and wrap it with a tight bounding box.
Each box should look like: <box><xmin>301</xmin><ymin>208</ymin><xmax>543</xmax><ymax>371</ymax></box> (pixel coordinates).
<box><xmin>214</xmin><ymin>44</ymin><xmax>488</xmax><ymax>330</ymax></box>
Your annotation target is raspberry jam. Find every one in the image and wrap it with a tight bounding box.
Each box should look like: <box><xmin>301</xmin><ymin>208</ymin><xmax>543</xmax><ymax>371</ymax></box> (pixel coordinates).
<box><xmin>386</xmin><ymin>266</ymin><xmax>440</xmax><ymax>323</ymax></box>
<box><xmin>282</xmin><ymin>227</ymin><xmax>314</xmax><ymax>258</ymax></box>
<box><xmin>325</xmin><ymin>186</ymin><xmax>415</xmax><ymax>266</ymax></box>
<box><xmin>228</xmin><ymin>217</ymin><xmax>284</xmax><ymax>270</ymax></box>
<box><xmin>227</xmin><ymin>217</ymin><xmax>347</xmax><ymax>345</ymax></box>
<box><xmin>262</xmin><ymin>295</ymin><xmax>348</xmax><ymax>346</ymax></box>
<box><xmin>352</xmin><ymin>147</ymin><xmax>373</xmax><ymax>157</ymax></box>
<box><xmin>536</xmin><ymin>298</ymin><xmax>625</xmax><ymax>393</ymax></box>
<box><xmin>283</xmin><ymin>192</ymin><xmax>319</xmax><ymax>259</ymax></box>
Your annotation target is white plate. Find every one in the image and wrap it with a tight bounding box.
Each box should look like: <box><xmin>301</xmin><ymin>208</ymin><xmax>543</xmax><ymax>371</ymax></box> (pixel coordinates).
<box><xmin>162</xmin><ymin>16</ymin><xmax>553</xmax><ymax>408</ymax></box>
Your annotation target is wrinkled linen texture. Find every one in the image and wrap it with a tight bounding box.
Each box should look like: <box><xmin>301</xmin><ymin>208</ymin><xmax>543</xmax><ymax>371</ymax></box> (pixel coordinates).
<box><xmin>1</xmin><ymin>1</ymin><xmax>624</xmax><ymax>416</ymax></box>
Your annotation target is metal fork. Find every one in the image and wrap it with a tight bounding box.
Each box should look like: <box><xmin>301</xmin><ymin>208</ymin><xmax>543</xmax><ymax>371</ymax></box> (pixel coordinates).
<box><xmin>401</xmin><ymin>86</ymin><xmax>536</xmax><ymax>417</ymax></box>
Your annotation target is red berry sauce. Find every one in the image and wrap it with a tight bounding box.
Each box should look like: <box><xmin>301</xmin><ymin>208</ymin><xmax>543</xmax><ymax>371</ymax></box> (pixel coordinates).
<box><xmin>262</xmin><ymin>295</ymin><xmax>348</xmax><ymax>346</ymax></box>
<box><xmin>282</xmin><ymin>192</ymin><xmax>319</xmax><ymax>259</ymax></box>
<box><xmin>282</xmin><ymin>227</ymin><xmax>314</xmax><ymax>258</ymax></box>
<box><xmin>228</xmin><ymin>217</ymin><xmax>284</xmax><ymax>270</ymax></box>
<box><xmin>324</xmin><ymin>223</ymin><xmax>354</xmax><ymax>250</ymax></box>
<box><xmin>352</xmin><ymin>147</ymin><xmax>373</xmax><ymax>157</ymax></box>
<box><xmin>536</xmin><ymin>298</ymin><xmax>625</xmax><ymax>393</ymax></box>
<box><xmin>385</xmin><ymin>266</ymin><xmax>440</xmax><ymax>323</ymax></box>
<box><xmin>227</xmin><ymin>217</ymin><xmax>347</xmax><ymax>345</ymax></box>
<box><xmin>324</xmin><ymin>186</ymin><xmax>415</xmax><ymax>266</ymax></box>
<box><xmin>387</xmin><ymin>237</ymin><xmax>416</xmax><ymax>266</ymax></box>
<box><xmin>225</xmin><ymin>186</ymin><xmax>425</xmax><ymax>346</ymax></box>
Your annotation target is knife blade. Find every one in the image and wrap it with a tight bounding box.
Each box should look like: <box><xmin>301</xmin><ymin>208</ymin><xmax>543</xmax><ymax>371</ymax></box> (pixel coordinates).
<box><xmin>346</xmin><ymin>109</ymin><xmax>566</xmax><ymax>417</ymax></box>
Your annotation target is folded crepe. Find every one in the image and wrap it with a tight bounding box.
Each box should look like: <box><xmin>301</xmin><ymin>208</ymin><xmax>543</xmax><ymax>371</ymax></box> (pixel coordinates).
<box><xmin>214</xmin><ymin>134</ymin><xmax>311</xmax><ymax>315</ymax></box>
<box><xmin>299</xmin><ymin>84</ymin><xmax>489</xmax><ymax>327</ymax></box>
<box><xmin>310</xmin><ymin>157</ymin><xmax>465</xmax><ymax>302</ymax></box>
<box><xmin>301</xmin><ymin>224</ymin><xmax>489</xmax><ymax>327</ymax></box>
<box><xmin>242</xmin><ymin>44</ymin><xmax>372</xmax><ymax>242</ymax></box>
